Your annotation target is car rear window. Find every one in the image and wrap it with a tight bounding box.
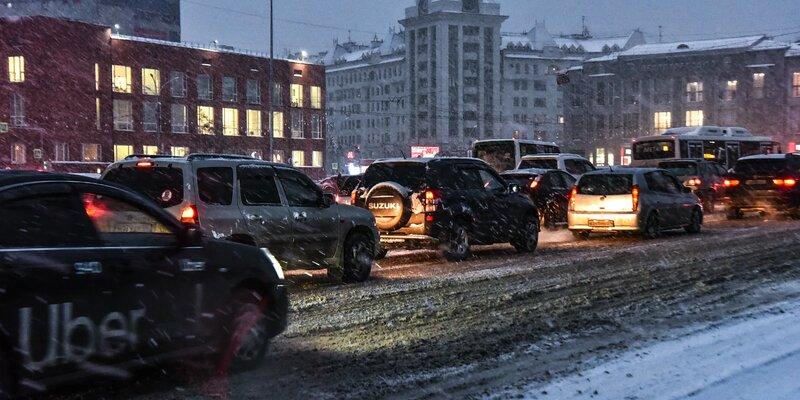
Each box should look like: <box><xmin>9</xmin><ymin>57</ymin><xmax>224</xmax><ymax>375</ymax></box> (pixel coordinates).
<box><xmin>363</xmin><ymin>163</ymin><xmax>427</xmax><ymax>190</ymax></box>
<box><xmin>519</xmin><ymin>159</ymin><xmax>557</xmax><ymax>169</ymax></box>
<box><xmin>577</xmin><ymin>174</ymin><xmax>633</xmax><ymax>195</ymax></box>
<box><xmin>734</xmin><ymin>159</ymin><xmax>796</xmax><ymax>175</ymax></box>
<box><xmin>103</xmin><ymin>167</ymin><xmax>184</xmax><ymax>208</ymax></box>
<box><xmin>197</xmin><ymin>167</ymin><xmax>233</xmax><ymax>205</ymax></box>
<box><xmin>659</xmin><ymin>162</ymin><xmax>698</xmax><ymax>177</ymax></box>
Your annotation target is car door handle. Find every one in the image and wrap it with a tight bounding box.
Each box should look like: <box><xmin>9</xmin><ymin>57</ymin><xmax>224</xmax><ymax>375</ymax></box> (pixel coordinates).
<box><xmin>293</xmin><ymin>211</ymin><xmax>308</xmax><ymax>221</ymax></box>
<box><xmin>74</xmin><ymin>261</ymin><xmax>102</xmax><ymax>275</ymax></box>
<box><xmin>179</xmin><ymin>259</ymin><xmax>206</xmax><ymax>272</ymax></box>
<box><xmin>245</xmin><ymin>214</ymin><xmax>264</xmax><ymax>222</ymax></box>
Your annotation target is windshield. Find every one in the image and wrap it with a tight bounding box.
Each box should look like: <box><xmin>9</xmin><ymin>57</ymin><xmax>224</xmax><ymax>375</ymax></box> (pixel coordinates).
<box><xmin>518</xmin><ymin>159</ymin><xmax>557</xmax><ymax>169</ymax></box>
<box><xmin>103</xmin><ymin>166</ymin><xmax>184</xmax><ymax>208</ymax></box>
<box><xmin>577</xmin><ymin>174</ymin><xmax>633</xmax><ymax>195</ymax></box>
<box><xmin>633</xmin><ymin>141</ymin><xmax>676</xmax><ymax>161</ymax></box>
<box><xmin>659</xmin><ymin>162</ymin><xmax>698</xmax><ymax>177</ymax></box>
<box><xmin>473</xmin><ymin>141</ymin><xmax>516</xmax><ymax>172</ymax></box>
<box><xmin>363</xmin><ymin>163</ymin><xmax>427</xmax><ymax>190</ymax></box>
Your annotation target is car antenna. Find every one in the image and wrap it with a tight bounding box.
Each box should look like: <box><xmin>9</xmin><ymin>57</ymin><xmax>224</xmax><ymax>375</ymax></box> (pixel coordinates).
<box><xmin>608</xmin><ymin>165</ymin><xmax>614</xmax><ymax>172</ymax></box>
<box><xmin>399</xmin><ymin>150</ymin><xmax>406</xmax><ymax>160</ymax></box>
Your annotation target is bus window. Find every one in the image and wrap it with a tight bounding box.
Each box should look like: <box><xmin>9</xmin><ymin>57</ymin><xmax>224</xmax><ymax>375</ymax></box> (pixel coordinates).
<box><xmin>741</xmin><ymin>141</ymin><xmax>761</xmax><ymax>157</ymax></box>
<box><xmin>703</xmin><ymin>141</ymin><xmax>724</xmax><ymax>162</ymax></box>
<box><xmin>520</xmin><ymin>143</ymin><xmax>539</xmax><ymax>157</ymax></box>
<box><xmin>632</xmin><ymin>140</ymin><xmax>675</xmax><ymax>160</ymax></box>
<box><xmin>473</xmin><ymin>141</ymin><xmax>516</xmax><ymax>172</ymax></box>
<box><xmin>687</xmin><ymin>141</ymin><xmax>704</xmax><ymax>159</ymax></box>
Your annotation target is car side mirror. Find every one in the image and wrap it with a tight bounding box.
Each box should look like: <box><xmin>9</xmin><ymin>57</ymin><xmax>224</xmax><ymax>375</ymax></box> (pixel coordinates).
<box><xmin>322</xmin><ymin>192</ymin><xmax>335</xmax><ymax>208</ymax></box>
<box><xmin>508</xmin><ymin>184</ymin><xmax>521</xmax><ymax>194</ymax></box>
<box><xmin>180</xmin><ymin>226</ymin><xmax>203</xmax><ymax>247</ymax></box>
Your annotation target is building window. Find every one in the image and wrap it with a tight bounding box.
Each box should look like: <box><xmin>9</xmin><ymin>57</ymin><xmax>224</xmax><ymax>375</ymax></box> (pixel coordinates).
<box><xmin>686</xmin><ymin>81</ymin><xmax>703</xmax><ymax>102</ymax></box>
<box><xmin>291</xmin><ymin>110</ymin><xmax>303</xmax><ymax>138</ymax></box>
<box><xmin>142</xmin><ymin>68</ymin><xmax>160</xmax><ymax>95</ymax></box>
<box><xmin>685</xmin><ymin>110</ymin><xmax>704</xmax><ymax>127</ymax></box>
<box><xmin>113</xmin><ymin>144</ymin><xmax>133</xmax><ymax>161</ymax></box>
<box><xmin>312</xmin><ymin>151</ymin><xmax>323</xmax><ymax>167</ymax></box>
<box><xmin>273</xmin><ymin>111</ymin><xmax>284</xmax><ymax>138</ymax></box>
<box><xmin>595</xmin><ymin>82</ymin><xmax>605</xmax><ymax>105</ymax></box>
<box><xmin>595</xmin><ymin>148</ymin><xmax>606</xmax><ymax>167</ymax></box>
<box><xmin>310</xmin><ymin>86</ymin><xmax>322</xmax><ymax>109</ymax></box>
<box><xmin>11</xmin><ymin>143</ymin><xmax>25</xmax><ymax>164</ymax></box>
<box><xmin>95</xmin><ymin>98</ymin><xmax>101</xmax><ymax>130</ymax></box>
<box><xmin>792</xmin><ymin>72</ymin><xmax>800</xmax><ymax>98</ymax></box>
<box><xmin>222</xmin><ymin>77</ymin><xmax>237</xmax><ymax>102</ymax></box>
<box><xmin>290</xmin><ymin>83</ymin><xmax>304</xmax><ymax>107</ymax></box>
<box><xmin>723</xmin><ymin>80</ymin><xmax>737</xmax><ymax>101</ymax></box>
<box><xmin>171</xmin><ymin>71</ymin><xmax>186</xmax><ymax>97</ymax></box>
<box><xmin>246</xmin><ymin>79</ymin><xmax>260</xmax><ymax>104</ymax></box>
<box><xmin>82</xmin><ymin>144</ymin><xmax>101</xmax><ymax>162</ymax></box>
<box><xmin>142</xmin><ymin>145</ymin><xmax>158</xmax><ymax>155</ymax></box>
<box><xmin>112</xmin><ymin>65</ymin><xmax>132</xmax><ymax>93</ymax></box>
<box><xmin>54</xmin><ymin>143</ymin><xmax>68</xmax><ymax>161</ymax></box>
<box><xmin>311</xmin><ymin>114</ymin><xmax>322</xmax><ymax>139</ymax></box>
<box><xmin>94</xmin><ymin>63</ymin><xmax>100</xmax><ymax>91</ymax></box>
<box><xmin>222</xmin><ymin>108</ymin><xmax>239</xmax><ymax>136</ymax></box>
<box><xmin>171</xmin><ymin>104</ymin><xmax>187</xmax><ymax>133</ymax></box>
<box><xmin>272</xmin><ymin>83</ymin><xmax>284</xmax><ymax>106</ymax></box>
<box><xmin>113</xmin><ymin>99</ymin><xmax>133</xmax><ymax>131</ymax></box>
<box><xmin>291</xmin><ymin>150</ymin><xmax>305</xmax><ymax>167</ymax></box>
<box><xmin>272</xmin><ymin>150</ymin><xmax>285</xmax><ymax>163</ymax></box>
<box><xmin>10</xmin><ymin>93</ymin><xmax>25</xmax><ymax>126</ymax></box>
<box><xmin>8</xmin><ymin>56</ymin><xmax>25</xmax><ymax>83</ymax></box>
<box><xmin>143</xmin><ymin>101</ymin><xmax>159</xmax><ymax>132</ymax></box>
<box><xmin>197</xmin><ymin>106</ymin><xmax>215</xmax><ymax>134</ymax></box>
<box><xmin>197</xmin><ymin>74</ymin><xmax>213</xmax><ymax>100</ymax></box>
<box><xmin>171</xmin><ymin>146</ymin><xmax>189</xmax><ymax>157</ymax></box>
<box><xmin>653</xmin><ymin>111</ymin><xmax>672</xmax><ymax>131</ymax></box>
<box><xmin>534</xmin><ymin>98</ymin><xmax>546</xmax><ymax>108</ymax></box>
<box><xmin>752</xmin><ymin>72</ymin><xmax>765</xmax><ymax>99</ymax></box>
<box><xmin>247</xmin><ymin>109</ymin><xmax>262</xmax><ymax>136</ymax></box>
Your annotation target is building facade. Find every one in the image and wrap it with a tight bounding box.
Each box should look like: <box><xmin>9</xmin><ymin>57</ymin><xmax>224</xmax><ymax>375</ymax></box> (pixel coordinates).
<box><xmin>0</xmin><ymin>0</ymin><xmax>181</xmax><ymax>41</ymax></box>
<box><xmin>564</xmin><ymin>36</ymin><xmax>800</xmax><ymax>166</ymax></box>
<box><xmin>0</xmin><ymin>16</ymin><xmax>326</xmax><ymax>177</ymax></box>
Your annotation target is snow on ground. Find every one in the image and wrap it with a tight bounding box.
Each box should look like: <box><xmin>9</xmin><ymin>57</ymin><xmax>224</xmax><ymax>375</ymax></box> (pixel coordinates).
<box><xmin>502</xmin><ymin>299</ymin><xmax>800</xmax><ymax>400</ymax></box>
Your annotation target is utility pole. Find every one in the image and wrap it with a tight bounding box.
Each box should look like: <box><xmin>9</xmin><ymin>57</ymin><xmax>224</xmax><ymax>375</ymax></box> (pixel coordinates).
<box><xmin>267</xmin><ymin>0</ymin><xmax>274</xmax><ymax>162</ymax></box>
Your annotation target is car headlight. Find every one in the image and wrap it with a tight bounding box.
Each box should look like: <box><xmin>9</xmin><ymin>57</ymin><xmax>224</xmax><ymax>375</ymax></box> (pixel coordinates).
<box><xmin>260</xmin><ymin>247</ymin><xmax>284</xmax><ymax>280</ymax></box>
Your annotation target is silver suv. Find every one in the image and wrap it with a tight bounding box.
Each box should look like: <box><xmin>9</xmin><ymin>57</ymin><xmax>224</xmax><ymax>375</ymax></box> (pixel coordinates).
<box><xmin>102</xmin><ymin>154</ymin><xmax>379</xmax><ymax>282</ymax></box>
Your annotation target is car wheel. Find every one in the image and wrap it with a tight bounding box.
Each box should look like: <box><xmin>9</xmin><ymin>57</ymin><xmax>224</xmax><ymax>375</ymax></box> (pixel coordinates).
<box><xmin>685</xmin><ymin>208</ymin><xmax>702</xmax><ymax>234</ymax></box>
<box><xmin>643</xmin><ymin>213</ymin><xmax>660</xmax><ymax>239</ymax></box>
<box><xmin>375</xmin><ymin>246</ymin><xmax>389</xmax><ymax>260</ymax></box>
<box><xmin>342</xmin><ymin>232</ymin><xmax>373</xmax><ymax>283</ymax></box>
<box><xmin>571</xmin><ymin>230</ymin><xmax>590</xmax><ymax>240</ymax></box>
<box><xmin>0</xmin><ymin>347</ymin><xmax>13</xmax><ymax>400</ymax></box>
<box><xmin>219</xmin><ymin>289</ymin><xmax>270</xmax><ymax>372</ymax></box>
<box><xmin>441</xmin><ymin>223</ymin><xmax>470</xmax><ymax>262</ymax></box>
<box><xmin>726</xmin><ymin>207</ymin><xmax>743</xmax><ymax>220</ymax></box>
<box><xmin>513</xmin><ymin>215</ymin><xmax>539</xmax><ymax>253</ymax></box>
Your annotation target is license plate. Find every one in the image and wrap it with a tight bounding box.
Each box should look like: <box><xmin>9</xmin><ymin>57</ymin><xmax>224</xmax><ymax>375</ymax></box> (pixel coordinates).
<box><xmin>381</xmin><ymin>238</ymin><xmax>405</xmax><ymax>244</ymax></box>
<box><xmin>588</xmin><ymin>219</ymin><xmax>615</xmax><ymax>228</ymax></box>
<box><xmin>746</xmin><ymin>179</ymin><xmax>767</xmax><ymax>185</ymax></box>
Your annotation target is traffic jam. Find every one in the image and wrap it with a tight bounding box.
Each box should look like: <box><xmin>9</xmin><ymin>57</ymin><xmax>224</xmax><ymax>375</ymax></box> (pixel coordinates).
<box><xmin>1</xmin><ymin>126</ymin><xmax>799</xmax><ymax>398</ymax></box>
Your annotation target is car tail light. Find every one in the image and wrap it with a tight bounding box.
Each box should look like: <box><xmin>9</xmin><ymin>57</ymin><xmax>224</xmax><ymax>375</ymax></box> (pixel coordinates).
<box><xmin>180</xmin><ymin>205</ymin><xmax>199</xmax><ymax>225</ymax></box>
<box><xmin>529</xmin><ymin>179</ymin><xmax>539</xmax><ymax>190</ymax></box>
<box><xmin>724</xmin><ymin>179</ymin><xmax>740</xmax><ymax>187</ymax></box>
<box><xmin>774</xmin><ymin>178</ymin><xmax>797</xmax><ymax>187</ymax></box>
<box><xmin>569</xmin><ymin>186</ymin><xmax>577</xmax><ymax>211</ymax></box>
<box><xmin>136</xmin><ymin>160</ymin><xmax>154</xmax><ymax>168</ymax></box>
<box><xmin>685</xmin><ymin>178</ymin><xmax>702</xmax><ymax>186</ymax></box>
<box><xmin>422</xmin><ymin>188</ymin><xmax>442</xmax><ymax>213</ymax></box>
<box><xmin>351</xmin><ymin>190</ymin><xmax>358</xmax><ymax>205</ymax></box>
<box><xmin>631</xmin><ymin>185</ymin><xmax>640</xmax><ymax>212</ymax></box>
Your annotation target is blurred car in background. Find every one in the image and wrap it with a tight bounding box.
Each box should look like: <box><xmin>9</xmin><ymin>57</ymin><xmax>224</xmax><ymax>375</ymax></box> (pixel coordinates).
<box><xmin>723</xmin><ymin>153</ymin><xmax>800</xmax><ymax>219</ymax></box>
<box><xmin>658</xmin><ymin>159</ymin><xmax>727</xmax><ymax>213</ymax></box>
<box><xmin>517</xmin><ymin>154</ymin><xmax>596</xmax><ymax>178</ymax></box>
<box><xmin>319</xmin><ymin>174</ymin><xmax>363</xmax><ymax>205</ymax></box>
<box><xmin>501</xmin><ymin>168</ymin><xmax>576</xmax><ymax>230</ymax></box>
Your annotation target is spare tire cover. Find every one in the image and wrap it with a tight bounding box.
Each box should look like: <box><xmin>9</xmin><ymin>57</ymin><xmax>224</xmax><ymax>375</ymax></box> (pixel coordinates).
<box><xmin>366</xmin><ymin>182</ymin><xmax>413</xmax><ymax>231</ymax></box>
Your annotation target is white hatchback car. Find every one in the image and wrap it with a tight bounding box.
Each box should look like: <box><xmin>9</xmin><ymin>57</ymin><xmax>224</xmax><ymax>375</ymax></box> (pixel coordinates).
<box><xmin>517</xmin><ymin>154</ymin><xmax>596</xmax><ymax>178</ymax></box>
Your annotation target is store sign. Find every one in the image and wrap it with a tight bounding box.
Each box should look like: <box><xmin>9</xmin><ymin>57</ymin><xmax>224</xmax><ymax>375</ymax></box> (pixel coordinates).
<box><xmin>411</xmin><ymin>146</ymin><xmax>440</xmax><ymax>158</ymax></box>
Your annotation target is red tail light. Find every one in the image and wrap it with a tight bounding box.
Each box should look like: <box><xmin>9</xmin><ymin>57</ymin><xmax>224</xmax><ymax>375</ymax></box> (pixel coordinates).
<box><xmin>569</xmin><ymin>186</ymin><xmax>577</xmax><ymax>211</ymax></box>
<box><xmin>529</xmin><ymin>179</ymin><xmax>539</xmax><ymax>190</ymax></box>
<box><xmin>422</xmin><ymin>189</ymin><xmax>442</xmax><ymax>213</ymax></box>
<box><xmin>180</xmin><ymin>205</ymin><xmax>198</xmax><ymax>225</ymax></box>
<box><xmin>774</xmin><ymin>178</ymin><xmax>797</xmax><ymax>187</ymax></box>
<box><xmin>685</xmin><ymin>178</ymin><xmax>702</xmax><ymax>186</ymax></box>
<box><xmin>631</xmin><ymin>185</ymin><xmax>640</xmax><ymax>212</ymax></box>
<box><xmin>136</xmin><ymin>160</ymin><xmax>154</xmax><ymax>168</ymax></box>
<box><xmin>724</xmin><ymin>179</ymin><xmax>740</xmax><ymax>187</ymax></box>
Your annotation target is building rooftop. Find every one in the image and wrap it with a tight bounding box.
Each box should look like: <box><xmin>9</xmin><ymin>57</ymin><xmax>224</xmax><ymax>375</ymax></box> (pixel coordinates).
<box><xmin>502</xmin><ymin>21</ymin><xmax>644</xmax><ymax>55</ymax></box>
<box><xmin>315</xmin><ymin>29</ymin><xmax>405</xmax><ymax>67</ymax></box>
<box><xmin>586</xmin><ymin>35</ymin><xmax>776</xmax><ymax>62</ymax></box>
<box><xmin>787</xmin><ymin>43</ymin><xmax>800</xmax><ymax>57</ymax></box>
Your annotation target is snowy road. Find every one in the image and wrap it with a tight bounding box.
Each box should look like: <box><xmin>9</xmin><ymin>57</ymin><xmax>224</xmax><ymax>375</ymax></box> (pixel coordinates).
<box><xmin>50</xmin><ymin>216</ymin><xmax>800</xmax><ymax>400</ymax></box>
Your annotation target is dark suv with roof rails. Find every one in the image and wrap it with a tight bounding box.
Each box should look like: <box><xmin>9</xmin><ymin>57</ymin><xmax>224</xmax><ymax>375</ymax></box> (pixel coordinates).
<box><xmin>352</xmin><ymin>157</ymin><xmax>540</xmax><ymax>261</ymax></box>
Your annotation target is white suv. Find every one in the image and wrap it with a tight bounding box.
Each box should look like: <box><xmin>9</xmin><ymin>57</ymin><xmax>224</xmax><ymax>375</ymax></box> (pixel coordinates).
<box><xmin>517</xmin><ymin>154</ymin><xmax>596</xmax><ymax>178</ymax></box>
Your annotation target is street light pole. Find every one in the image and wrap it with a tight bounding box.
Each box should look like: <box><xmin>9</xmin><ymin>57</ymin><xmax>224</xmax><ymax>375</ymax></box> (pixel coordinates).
<box><xmin>267</xmin><ymin>0</ymin><xmax>274</xmax><ymax>162</ymax></box>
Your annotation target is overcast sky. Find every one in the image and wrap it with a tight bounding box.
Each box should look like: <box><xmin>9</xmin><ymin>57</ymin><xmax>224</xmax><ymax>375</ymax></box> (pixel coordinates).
<box><xmin>182</xmin><ymin>0</ymin><xmax>800</xmax><ymax>56</ymax></box>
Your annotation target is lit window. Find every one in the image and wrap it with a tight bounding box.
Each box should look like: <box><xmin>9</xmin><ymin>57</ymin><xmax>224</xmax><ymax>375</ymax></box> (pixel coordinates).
<box><xmin>171</xmin><ymin>146</ymin><xmax>189</xmax><ymax>157</ymax></box>
<box><xmin>54</xmin><ymin>143</ymin><xmax>68</xmax><ymax>161</ymax></box>
<box><xmin>291</xmin><ymin>150</ymin><xmax>305</xmax><ymax>167</ymax></box>
<box><xmin>171</xmin><ymin>71</ymin><xmax>186</xmax><ymax>97</ymax></box>
<box><xmin>653</xmin><ymin>111</ymin><xmax>672</xmax><ymax>131</ymax></box>
<box><xmin>95</xmin><ymin>98</ymin><xmax>101</xmax><ymax>130</ymax></box>
<box><xmin>723</xmin><ymin>80</ymin><xmax>737</xmax><ymax>101</ymax></box>
<box><xmin>311</xmin><ymin>114</ymin><xmax>322</xmax><ymax>139</ymax></box>
<box><xmin>197</xmin><ymin>74</ymin><xmax>213</xmax><ymax>100</ymax></box>
<box><xmin>222</xmin><ymin>77</ymin><xmax>237</xmax><ymax>102</ymax></box>
<box><xmin>82</xmin><ymin>144</ymin><xmax>101</xmax><ymax>162</ymax></box>
<box><xmin>247</xmin><ymin>109</ymin><xmax>262</xmax><ymax>136</ymax></box>
<box><xmin>752</xmin><ymin>73</ymin><xmax>765</xmax><ymax>99</ymax></box>
<box><xmin>595</xmin><ymin>148</ymin><xmax>606</xmax><ymax>167</ymax></box>
<box><xmin>685</xmin><ymin>110</ymin><xmax>704</xmax><ymax>127</ymax></box>
<box><xmin>94</xmin><ymin>63</ymin><xmax>100</xmax><ymax>90</ymax></box>
<box><xmin>8</xmin><ymin>56</ymin><xmax>25</xmax><ymax>83</ymax></box>
<box><xmin>11</xmin><ymin>143</ymin><xmax>26</xmax><ymax>164</ymax></box>
<box><xmin>290</xmin><ymin>83</ymin><xmax>304</xmax><ymax>107</ymax></box>
<box><xmin>558</xmin><ymin>115</ymin><xmax>565</xmax><ymax>124</ymax></box>
<box><xmin>686</xmin><ymin>81</ymin><xmax>703</xmax><ymax>102</ymax></box>
<box><xmin>112</xmin><ymin>65</ymin><xmax>132</xmax><ymax>93</ymax></box>
<box><xmin>172</xmin><ymin>104</ymin><xmax>187</xmax><ymax>133</ymax></box>
<box><xmin>247</xmin><ymin>79</ymin><xmax>260</xmax><ymax>104</ymax></box>
<box><xmin>222</xmin><ymin>108</ymin><xmax>239</xmax><ymax>136</ymax></box>
<box><xmin>312</xmin><ymin>150</ymin><xmax>323</xmax><ymax>167</ymax></box>
<box><xmin>291</xmin><ymin>110</ymin><xmax>303</xmax><ymax>138</ymax></box>
<box><xmin>142</xmin><ymin>68</ymin><xmax>160</xmax><ymax>95</ymax></box>
<box><xmin>792</xmin><ymin>72</ymin><xmax>800</xmax><ymax>98</ymax></box>
<box><xmin>113</xmin><ymin>99</ymin><xmax>133</xmax><ymax>131</ymax></box>
<box><xmin>310</xmin><ymin>86</ymin><xmax>322</xmax><ymax>109</ymax></box>
<box><xmin>272</xmin><ymin>150</ymin><xmax>285</xmax><ymax>163</ymax></box>
<box><xmin>197</xmin><ymin>106</ymin><xmax>215</xmax><ymax>134</ymax></box>
<box><xmin>272</xmin><ymin>111</ymin><xmax>284</xmax><ymax>138</ymax></box>
<box><xmin>142</xmin><ymin>145</ymin><xmax>158</xmax><ymax>155</ymax></box>
<box><xmin>143</xmin><ymin>101</ymin><xmax>159</xmax><ymax>132</ymax></box>
<box><xmin>113</xmin><ymin>144</ymin><xmax>133</xmax><ymax>161</ymax></box>
<box><xmin>11</xmin><ymin>93</ymin><xmax>25</xmax><ymax>126</ymax></box>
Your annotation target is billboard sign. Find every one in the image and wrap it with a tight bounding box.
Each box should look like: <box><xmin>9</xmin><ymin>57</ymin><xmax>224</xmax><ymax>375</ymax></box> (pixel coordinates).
<box><xmin>411</xmin><ymin>146</ymin><xmax>440</xmax><ymax>158</ymax></box>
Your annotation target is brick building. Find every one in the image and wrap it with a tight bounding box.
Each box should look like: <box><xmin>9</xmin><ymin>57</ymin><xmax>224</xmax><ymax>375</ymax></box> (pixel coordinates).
<box><xmin>0</xmin><ymin>16</ymin><xmax>326</xmax><ymax>177</ymax></box>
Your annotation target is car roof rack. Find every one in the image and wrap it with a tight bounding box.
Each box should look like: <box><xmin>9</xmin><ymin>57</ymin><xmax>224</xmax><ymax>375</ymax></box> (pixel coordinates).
<box><xmin>186</xmin><ymin>153</ymin><xmax>257</xmax><ymax>161</ymax></box>
<box><xmin>123</xmin><ymin>154</ymin><xmax>179</xmax><ymax>160</ymax></box>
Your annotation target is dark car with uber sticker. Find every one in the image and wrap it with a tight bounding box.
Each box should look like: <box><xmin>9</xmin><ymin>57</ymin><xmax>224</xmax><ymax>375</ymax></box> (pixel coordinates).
<box><xmin>0</xmin><ymin>172</ymin><xmax>288</xmax><ymax>398</ymax></box>
<box><xmin>353</xmin><ymin>158</ymin><xmax>540</xmax><ymax>261</ymax></box>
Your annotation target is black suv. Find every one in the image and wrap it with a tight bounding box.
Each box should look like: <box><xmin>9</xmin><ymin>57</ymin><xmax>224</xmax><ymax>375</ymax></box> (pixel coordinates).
<box><xmin>354</xmin><ymin>158</ymin><xmax>540</xmax><ymax>261</ymax></box>
<box><xmin>501</xmin><ymin>168</ymin><xmax>576</xmax><ymax>230</ymax></box>
<box><xmin>724</xmin><ymin>153</ymin><xmax>800</xmax><ymax>219</ymax></box>
<box><xmin>658</xmin><ymin>159</ymin><xmax>727</xmax><ymax>213</ymax></box>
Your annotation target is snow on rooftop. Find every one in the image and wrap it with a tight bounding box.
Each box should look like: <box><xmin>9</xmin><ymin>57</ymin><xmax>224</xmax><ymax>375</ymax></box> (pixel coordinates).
<box><xmin>327</xmin><ymin>56</ymin><xmax>404</xmax><ymax>73</ymax></box>
<box><xmin>552</xmin><ymin>36</ymin><xmax>629</xmax><ymax>53</ymax></box>
<box><xmin>585</xmin><ymin>35</ymin><xmax>780</xmax><ymax>63</ymax></box>
<box><xmin>787</xmin><ymin>43</ymin><xmax>800</xmax><ymax>57</ymax></box>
